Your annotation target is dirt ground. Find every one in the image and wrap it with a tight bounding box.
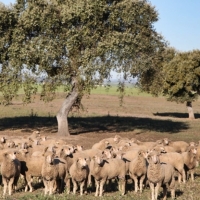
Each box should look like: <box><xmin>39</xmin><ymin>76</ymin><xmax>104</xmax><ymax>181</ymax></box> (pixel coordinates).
<box><xmin>1</xmin><ymin>93</ymin><xmax>200</xmax><ymax>148</ymax></box>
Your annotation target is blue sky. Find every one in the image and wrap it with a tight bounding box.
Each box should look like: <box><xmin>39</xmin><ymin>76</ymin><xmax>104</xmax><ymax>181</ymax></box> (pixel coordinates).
<box><xmin>1</xmin><ymin>0</ymin><xmax>200</xmax><ymax>52</ymax></box>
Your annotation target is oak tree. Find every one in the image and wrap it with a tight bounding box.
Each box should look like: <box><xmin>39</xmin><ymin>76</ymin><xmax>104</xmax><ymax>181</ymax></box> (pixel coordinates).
<box><xmin>0</xmin><ymin>0</ymin><xmax>166</xmax><ymax>136</ymax></box>
<box><xmin>162</xmin><ymin>50</ymin><xmax>200</xmax><ymax>119</ymax></box>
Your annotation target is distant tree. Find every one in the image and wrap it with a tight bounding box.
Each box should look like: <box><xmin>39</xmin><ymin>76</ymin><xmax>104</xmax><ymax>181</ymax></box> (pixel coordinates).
<box><xmin>0</xmin><ymin>0</ymin><xmax>166</xmax><ymax>136</ymax></box>
<box><xmin>162</xmin><ymin>50</ymin><xmax>200</xmax><ymax>119</ymax></box>
<box><xmin>138</xmin><ymin>48</ymin><xmax>200</xmax><ymax>119</ymax></box>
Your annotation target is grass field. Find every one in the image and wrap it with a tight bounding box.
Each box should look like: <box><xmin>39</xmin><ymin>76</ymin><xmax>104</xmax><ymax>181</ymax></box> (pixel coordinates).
<box><xmin>0</xmin><ymin>87</ymin><xmax>200</xmax><ymax>199</ymax></box>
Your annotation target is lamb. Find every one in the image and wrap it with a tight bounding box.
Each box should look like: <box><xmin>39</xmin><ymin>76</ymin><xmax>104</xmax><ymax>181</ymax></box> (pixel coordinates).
<box><xmin>41</xmin><ymin>152</ymin><xmax>59</xmax><ymax>195</ymax></box>
<box><xmin>1</xmin><ymin>150</ymin><xmax>21</xmax><ymax>196</ymax></box>
<box><xmin>128</xmin><ymin>150</ymin><xmax>147</xmax><ymax>193</ymax></box>
<box><xmin>69</xmin><ymin>157</ymin><xmax>89</xmax><ymax>195</ymax></box>
<box><xmin>146</xmin><ymin>150</ymin><xmax>175</xmax><ymax>200</ymax></box>
<box><xmin>162</xmin><ymin>138</ymin><xmax>189</xmax><ymax>153</ymax></box>
<box><xmin>89</xmin><ymin>154</ymin><xmax>126</xmax><ymax>196</ymax></box>
<box><xmin>181</xmin><ymin>146</ymin><xmax>197</xmax><ymax>181</ymax></box>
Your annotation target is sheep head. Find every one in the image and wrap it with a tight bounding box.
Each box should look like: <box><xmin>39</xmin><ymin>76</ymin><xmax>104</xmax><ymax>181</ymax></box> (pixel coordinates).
<box><xmin>187</xmin><ymin>146</ymin><xmax>197</xmax><ymax>155</ymax></box>
<box><xmin>45</xmin><ymin>153</ymin><xmax>56</xmax><ymax>165</ymax></box>
<box><xmin>76</xmin><ymin>157</ymin><xmax>88</xmax><ymax>169</ymax></box>
<box><xmin>163</xmin><ymin>138</ymin><xmax>171</xmax><ymax>145</ymax></box>
<box><xmin>102</xmin><ymin>149</ymin><xmax>112</xmax><ymax>159</ymax></box>
<box><xmin>60</xmin><ymin>146</ymin><xmax>72</xmax><ymax>157</ymax></box>
<box><xmin>92</xmin><ymin>155</ymin><xmax>105</xmax><ymax>166</ymax></box>
<box><xmin>3</xmin><ymin>151</ymin><xmax>17</xmax><ymax>161</ymax></box>
<box><xmin>113</xmin><ymin>135</ymin><xmax>121</xmax><ymax>143</ymax></box>
<box><xmin>146</xmin><ymin>150</ymin><xmax>161</xmax><ymax>164</ymax></box>
<box><xmin>0</xmin><ymin>136</ymin><xmax>6</xmax><ymax>143</ymax></box>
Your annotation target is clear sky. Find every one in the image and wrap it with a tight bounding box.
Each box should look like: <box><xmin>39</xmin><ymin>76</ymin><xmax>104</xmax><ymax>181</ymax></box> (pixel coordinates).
<box><xmin>1</xmin><ymin>0</ymin><xmax>200</xmax><ymax>52</ymax></box>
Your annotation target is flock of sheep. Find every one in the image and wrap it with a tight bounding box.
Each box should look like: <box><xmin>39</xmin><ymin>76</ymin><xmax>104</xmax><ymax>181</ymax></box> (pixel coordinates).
<box><xmin>0</xmin><ymin>130</ymin><xmax>199</xmax><ymax>200</ymax></box>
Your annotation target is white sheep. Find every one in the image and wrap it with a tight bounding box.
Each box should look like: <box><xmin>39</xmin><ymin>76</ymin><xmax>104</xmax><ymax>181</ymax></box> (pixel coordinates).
<box><xmin>146</xmin><ymin>150</ymin><xmax>175</xmax><ymax>200</ymax></box>
<box><xmin>1</xmin><ymin>150</ymin><xmax>21</xmax><ymax>196</ymax></box>
<box><xmin>128</xmin><ymin>150</ymin><xmax>147</xmax><ymax>193</ymax></box>
<box><xmin>91</xmin><ymin>140</ymin><xmax>110</xmax><ymax>150</ymax></box>
<box><xmin>69</xmin><ymin>157</ymin><xmax>89</xmax><ymax>195</ymax></box>
<box><xmin>41</xmin><ymin>152</ymin><xmax>59</xmax><ymax>195</ymax></box>
<box><xmin>181</xmin><ymin>146</ymin><xmax>197</xmax><ymax>181</ymax></box>
<box><xmin>89</xmin><ymin>154</ymin><xmax>126</xmax><ymax>196</ymax></box>
<box><xmin>153</xmin><ymin>146</ymin><xmax>186</xmax><ymax>183</ymax></box>
<box><xmin>162</xmin><ymin>138</ymin><xmax>189</xmax><ymax>153</ymax></box>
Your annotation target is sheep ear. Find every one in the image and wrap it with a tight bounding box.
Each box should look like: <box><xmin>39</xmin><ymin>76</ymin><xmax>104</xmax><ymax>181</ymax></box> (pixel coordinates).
<box><xmin>29</xmin><ymin>138</ymin><xmax>34</xmax><ymax>142</ymax></box>
<box><xmin>3</xmin><ymin>152</ymin><xmax>7</xmax><ymax>157</ymax></box>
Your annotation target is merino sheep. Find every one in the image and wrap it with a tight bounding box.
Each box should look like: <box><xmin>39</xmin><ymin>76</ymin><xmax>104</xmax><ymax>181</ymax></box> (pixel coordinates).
<box><xmin>92</xmin><ymin>140</ymin><xmax>110</xmax><ymax>151</ymax></box>
<box><xmin>69</xmin><ymin>157</ymin><xmax>89</xmax><ymax>195</ymax></box>
<box><xmin>41</xmin><ymin>152</ymin><xmax>59</xmax><ymax>195</ymax></box>
<box><xmin>128</xmin><ymin>150</ymin><xmax>147</xmax><ymax>193</ymax></box>
<box><xmin>162</xmin><ymin>138</ymin><xmax>189</xmax><ymax>153</ymax></box>
<box><xmin>146</xmin><ymin>150</ymin><xmax>175</xmax><ymax>200</ymax></box>
<box><xmin>89</xmin><ymin>154</ymin><xmax>126</xmax><ymax>196</ymax></box>
<box><xmin>153</xmin><ymin>146</ymin><xmax>186</xmax><ymax>183</ymax></box>
<box><xmin>1</xmin><ymin>150</ymin><xmax>21</xmax><ymax>196</ymax></box>
<box><xmin>181</xmin><ymin>146</ymin><xmax>197</xmax><ymax>181</ymax></box>
<box><xmin>15</xmin><ymin>149</ymin><xmax>46</xmax><ymax>192</ymax></box>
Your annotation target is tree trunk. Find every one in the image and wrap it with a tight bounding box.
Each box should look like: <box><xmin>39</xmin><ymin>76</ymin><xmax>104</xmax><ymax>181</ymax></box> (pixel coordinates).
<box><xmin>186</xmin><ymin>101</ymin><xmax>195</xmax><ymax>119</ymax></box>
<box><xmin>56</xmin><ymin>78</ymin><xmax>78</xmax><ymax>137</ymax></box>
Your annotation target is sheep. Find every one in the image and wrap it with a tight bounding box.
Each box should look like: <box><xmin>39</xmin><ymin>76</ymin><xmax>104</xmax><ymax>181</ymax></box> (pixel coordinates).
<box><xmin>128</xmin><ymin>150</ymin><xmax>147</xmax><ymax>193</ymax></box>
<box><xmin>133</xmin><ymin>139</ymin><xmax>157</xmax><ymax>150</ymax></box>
<box><xmin>146</xmin><ymin>150</ymin><xmax>175</xmax><ymax>200</ymax></box>
<box><xmin>153</xmin><ymin>146</ymin><xmax>186</xmax><ymax>183</ymax></box>
<box><xmin>89</xmin><ymin>154</ymin><xmax>126</xmax><ymax>196</ymax></box>
<box><xmin>69</xmin><ymin>157</ymin><xmax>89</xmax><ymax>195</ymax></box>
<box><xmin>29</xmin><ymin>130</ymin><xmax>40</xmax><ymax>140</ymax></box>
<box><xmin>181</xmin><ymin>146</ymin><xmax>197</xmax><ymax>181</ymax></box>
<box><xmin>154</xmin><ymin>144</ymin><xmax>176</xmax><ymax>153</ymax></box>
<box><xmin>41</xmin><ymin>152</ymin><xmax>59</xmax><ymax>195</ymax></box>
<box><xmin>15</xmin><ymin>148</ymin><xmax>47</xmax><ymax>192</ymax></box>
<box><xmin>91</xmin><ymin>140</ymin><xmax>110</xmax><ymax>151</ymax></box>
<box><xmin>1</xmin><ymin>150</ymin><xmax>21</xmax><ymax>196</ymax></box>
<box><xmin>162</xmin><ymin>138</ymin><xmax>189</xmax><ymax>153</ymax></box>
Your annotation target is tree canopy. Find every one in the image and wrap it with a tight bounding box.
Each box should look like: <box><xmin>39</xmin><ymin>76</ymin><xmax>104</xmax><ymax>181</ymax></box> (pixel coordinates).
<box><xmin>0</xmin><ymin>0</ymin><xmax>166</xmax><ymax>136</ymax></box>
<box><xmin>138</xmin><ymin>47</ymin><xmax>200</xmax><ymax>119</ymax></box>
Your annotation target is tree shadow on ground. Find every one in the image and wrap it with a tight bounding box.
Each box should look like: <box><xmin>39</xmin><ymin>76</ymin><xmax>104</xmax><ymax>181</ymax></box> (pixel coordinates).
<box><xmin>153</xmin><ymin>112</ymin><xmax>200</xmax><ymax>119</ymax></box>
<box><xmin>0</xmin><ymin>115</ymin><xmax>189</xmax><ymax>135</ymax></box>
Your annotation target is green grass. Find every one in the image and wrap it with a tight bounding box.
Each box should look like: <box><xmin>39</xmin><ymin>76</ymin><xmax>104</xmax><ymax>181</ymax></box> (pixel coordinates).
<box><xmin>91</xmin><ymin>85</ymin><xmax>151</xmax><ymax>96</ymax></box>
<box><xmin>0</xmin><ymin>84</ymin><xmax>151</xmax><ymax>97</ymax></box>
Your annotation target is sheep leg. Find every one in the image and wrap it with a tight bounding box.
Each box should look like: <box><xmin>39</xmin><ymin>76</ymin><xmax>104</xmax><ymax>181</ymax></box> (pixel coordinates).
<box><xmin>49</xmin><ymin>180</ymin><xmax>55</xmax><ymax>195</ymax></box>
<box><xmin>140</xmin><ymin>175</ymin><xmax>145</xmax><ymax>193</ymax></box>
<box><xmin>190</xmin><ymin>169</ymin><xmax>195</xmax><ymax>181</ymax></box>
<box><xmin>80</xmin><ymin>181</ymin><xmax>85</xmax><ymax>196</ymax></box>
<box><xmin>65</xmin><ymin>177</ymin><xmax>71</xmax><ymax>194</ymax></box>
<box><xmin>149</xmin><ymin>182</ymin><xmax>155</xmax><ymax>200</ymax></box>
<box><xmin>119</xmin><ymin>178</ymin><xmax>125</xmax><ymax>195</ymax></box>
<box><xmin>155</xmin><ymin>182</ymin><xmax>161</xmax><ymax>200</ymax></box>
<box><xmin>8</xmin><ymin>177</ymin><xmax>15</xmax><ymax>195</ymax></box>
<box><xmin>132</xmin><ymin>176</ymin><xmax>138</xmax><ymax>193</ymax></box>
<box><xmin>72</xmin><ymin>179</ymin><xmax>78</xmax><ymax>195</ymax></box>
<box><xmin>43</xmin><ymin>179</ymin><xmax>48</xmax><ymax>195</ymax></box>
<box><xmin>178</xmin><ymin>169</ymin><xmax>186</xmax><ymax>183</ymax></box>
<box><xmin>162</xmin><ymin>185</ymin><xmax>167</xmax><ymax>200</ymax></box>
<box><xmin>95</xmin><ymin>180</ymin><xmax>100</xmax><ymax>196</ymax></box>
<box><xmin>26</xmin><ymin>175</ymin><xmax>33</xmax><ymax>192</ymax></box>
<box><xmin>99</xmin><ymin>179</ymin><xmax>106</xmax><ymax>197</ymax></box>
<box><xmin>2</xmin><ymin>177</ymin><xmax>8</xmax><ymax>196</ymax></box>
